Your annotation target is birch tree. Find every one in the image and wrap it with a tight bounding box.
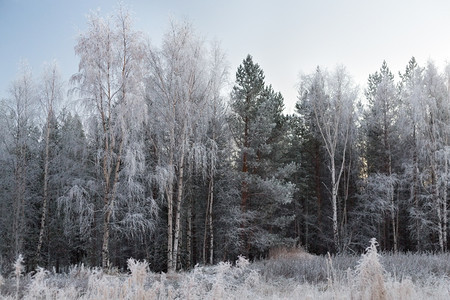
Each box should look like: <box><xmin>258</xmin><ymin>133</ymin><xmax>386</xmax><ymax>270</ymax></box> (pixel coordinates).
<box><xmin>201</xmin><ymin>44</ymin><xmax>228</xmax><ymax>265</ymax></box>
<box><xmin>397</xmin><ymin>58</ymin><xmax>426</xmax><ymax>250</ymax></box>
<box><xmin>36</xmin><ymin>62</ymin><xmax>63</xmax><ymax>263</ymax></box>
<box><xmin>71</xmin><ymin>7</ymin><xmax>151</xmax><ymax>268</ymax></box>
<box><xmin>421</xmin><ymin>61</ymin><xmax>449</xmax><ymax>252</ymax></box>
<box><xmin>298</xmin><ymin>66</ymin><xmax>356</xmax><ymax>251</ymax></box>
<box><xmin>146</xmin><ymin>21</ymin><xmax>227</xmax><ymax>271</ymax></box>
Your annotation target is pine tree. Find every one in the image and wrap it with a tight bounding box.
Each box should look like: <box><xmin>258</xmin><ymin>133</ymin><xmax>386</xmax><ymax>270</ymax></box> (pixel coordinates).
<box><xmin>230</xmin><ymin>55</ymin><xmax>294</xmax><ymax>258</ymax></box>
<box><xmin>360</xmin><ymin>61</ymin><xmax>401</xmax><ymax>251</ymax></box>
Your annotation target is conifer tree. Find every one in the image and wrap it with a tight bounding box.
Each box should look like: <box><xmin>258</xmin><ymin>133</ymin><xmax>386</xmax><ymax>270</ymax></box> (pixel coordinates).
<box><xmin>230</xmin><ymin>55</ymin><xmax>294</xmax><ymax>257</ymax></box>
<box><xmin>360</xmin><ymin>61</ymin><xmax>401</xmax><ymax>251</ymax></box>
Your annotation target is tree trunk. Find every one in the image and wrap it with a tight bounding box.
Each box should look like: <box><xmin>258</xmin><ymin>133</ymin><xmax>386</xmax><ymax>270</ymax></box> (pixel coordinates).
<box><xmin>314</xmin><ymin>143</ymin><xmax>322</xmax><ymax>233</ymax></box>
<box><xmin>390</xmin><ymin>184</ymin><xmax>398</xmax><ymax>253</ymax></box>
<box><xmin>304</xmin><ymin>192</ymin><xmax>309</xmax><ymax>251</ymax></box>
<box><xmin>37</xmin><ymin>110</ymin><xmax>52</xmax><ymax>262</ymax></box>
<box><xmin>101</xmin><ymin>135</ymin><xmax>123</xmax><ymax>269</ymax></box>
<box><xmin>172</xmin><ymin>141</ymin><xmax>186</xmax><ymax>270</ymax></box>
<box><xmin>167</xmin><ymin>130</ymin><xmax>175</xmax><ymax>272</ymax></box>
<box><xmin>412</xmin><ymin>125</ymin><xmax>420</xmax><ymax>251</ymax></box>
<box><xmin>13</xmin><ymin>159</ymin><xmax>26</xmax><ymax>258</ymax></box>
<box><xmin>203</xmin><ymin>125</ymin><xmax>216</xmax><ymax>265</ymax></box>
<box><xmin>332</xmin><ymin>134</ymin><xmax>349</xmax><ymax>252</ymax></box>
<box><xmin>13</xmin><ymin>120</ymin><xmax>27</xmax><ymax>258</ymax></box>
<box><xmin>208</xmin><ymin>173</ymin><xmax>214</xmax><ymax>265</ymax></box>
<box><xmin>443</xmin><ymin>150</ymin><xmax>448</xmax><ymax>251</ymax></box>
<box><xmin>166</xmin><ymin>180</ymin><xmax>174</xmax><ymax>272</ymax></box>
<box><xmin>435</xmin><ymin>167</ymin><xmax>444</xmax><ymax>252</ymax></box>
<box><xmin>187</xmin><ymin>195</ymin><xmax>192</xmax><ymax>269</ymax></box>
<box><xmin>241</xmin><ymin>115</ymin><xmax>249</xmax><ymax>255</ymax></box>
<box><xmin>203</xmin><ymin>192</ymin><xmax>209</xmax><ymax>265</ymax></box>
<box><xmin>101</xmin><ymin>202</ymin><xmax>112</xmax><ymax>268</ymax></box>
<box><xmin>331</xmin><ymin>158</ymin><xmax>339</xmax><ymax>251</ymax></box>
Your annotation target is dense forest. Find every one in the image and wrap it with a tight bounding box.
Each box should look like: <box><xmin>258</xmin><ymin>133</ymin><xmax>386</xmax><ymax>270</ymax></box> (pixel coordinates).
<box><xmin>1</xmin><ymin>7</ymin><xmax>450</xmax><ymax>274</ymax></box>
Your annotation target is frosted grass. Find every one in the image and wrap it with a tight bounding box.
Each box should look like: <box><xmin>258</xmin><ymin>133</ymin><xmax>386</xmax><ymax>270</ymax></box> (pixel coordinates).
<box><xmin>1</xmin><ymin>242</ymin><xmax>450</xmax><ymax>299</ymax></box>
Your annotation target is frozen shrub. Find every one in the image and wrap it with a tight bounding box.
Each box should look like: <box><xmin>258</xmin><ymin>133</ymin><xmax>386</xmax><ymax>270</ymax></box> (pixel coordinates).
<box><xmin>13</xmin><ymin>254</ymin><xmax>24</xmax><ymax>299</ymax></box>
<box><xmin>326</xmin><ymin>253</ymin><xmax>336</xmax><ymax>292</ymax></box>
<box><xmin>236</xmin><ymin>255</ymin><xmax>249</xmax><ymax>269</ymax></box>
<box><xmin>178</xmin><ymin>264</ymin><xmax>209</xmax><ymax>299</ymax></box>
<box><xmin>24</xmin><ymin>267</ymin><xmax>49</xmax><ymax>299</ymax></box>
<box><xmin>4</xmin><ymin>252</ymin><xmax>450</xmax><ymax>299</ymax></box>
<box><xmin>127</xmin><ymin>258</ymin><xmax>148</xmax><ymax>290</ymax></box>
<box><xmin>67</xmin><ymin>264</ymin><xmax>90</xmax><ymax>293</ymax></box>
<box><xmin>354</xmin><ymin>238</ymin><xmax>386</xmax><ymax>300</ymax></box>
<box><xmin>208</xmin><ymin>262</ymin><xmax>231</xmax><ymax>299</ymax></box>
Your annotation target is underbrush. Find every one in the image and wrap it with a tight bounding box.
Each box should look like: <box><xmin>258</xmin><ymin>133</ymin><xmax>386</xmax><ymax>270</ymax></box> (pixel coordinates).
<box><xmin>1</xmin><ymin>239</ymin><xmax>450</xmax><ymax>299</ymax></box>
<box><xmin>256</xmin><ymin>244</ymin><xmax>450</xmax><ymax>285</ymax></box>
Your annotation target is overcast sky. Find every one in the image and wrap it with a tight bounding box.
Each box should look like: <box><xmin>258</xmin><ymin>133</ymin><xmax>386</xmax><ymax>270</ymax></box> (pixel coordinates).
<box><xmin>2</xmin><ymin>0</ymin><xmax>450</xmax><ymax>112</ymax></box>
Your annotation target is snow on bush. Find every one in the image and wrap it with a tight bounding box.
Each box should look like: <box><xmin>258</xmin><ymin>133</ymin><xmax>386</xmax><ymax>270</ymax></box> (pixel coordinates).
<box><xmin>354</xmin><ymin>238</ymin><xmax>387</xmax><ymax>300</ymax></box>
<box><xmin>2</xmin><ymin>245</ymin><xmax>450</xmax><ymax>299</ymax></box>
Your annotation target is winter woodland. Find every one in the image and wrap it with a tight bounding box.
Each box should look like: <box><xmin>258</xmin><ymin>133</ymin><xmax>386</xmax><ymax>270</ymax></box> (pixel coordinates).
<box><xmin>2</xmin><ymin>7</ymin><xmax>450</xmax><ymax>294</ymax></box>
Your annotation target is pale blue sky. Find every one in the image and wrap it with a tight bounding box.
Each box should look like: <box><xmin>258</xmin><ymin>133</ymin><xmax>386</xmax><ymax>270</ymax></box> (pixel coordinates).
<box><xmin>2</xmin><ymin>0</ymin><xmax>450</xmax><ymax>112</ymax></box>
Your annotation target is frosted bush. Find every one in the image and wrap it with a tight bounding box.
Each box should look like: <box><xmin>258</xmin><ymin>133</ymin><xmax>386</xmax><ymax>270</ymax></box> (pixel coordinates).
<box><xmin>14</xmin><ymin>254</ymin><xmax>24</xmax><ymax>299</ymax></box>
<box><xmin>354</xmin><ymin>238</ymin><xmax>387</xmax><ymax>300</ymax></box>
<box><xmin>23</xmin><ymin>267</ymin><xmax>50</xmax><ymax>300</ymax></box>
<box><xmin>208</xmin><ymin>263</ymin><xmax>228</xmax><ymax>299</ymax></box>
<box><xmin>4</xmin><ymin>252</ymin><xmax>450</xmax><ymax>299</ymax></box>
<box><xmin>235</xmin><ymin>254</ymin><xmax>250</xmax><ymax>269</ymax></box>
<box><xmin>179</xmin><ymin>264</ymin><xmax>210</xmax><ymax>299</ymax></box>
<box><xmin>127</xmin><ymin>258</ymin><xmax>148</xmax><ymax>290</ymax></box>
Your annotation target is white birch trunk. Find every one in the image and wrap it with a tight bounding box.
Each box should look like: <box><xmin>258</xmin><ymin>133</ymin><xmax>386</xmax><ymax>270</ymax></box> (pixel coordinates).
<box><xmin>166</xmin><ymin>179</ymin><xmax>174</xmax><ymax>272</ymax></box>
<box><xmin>208</xmin><ymin>172</ymin><xmax>214</xmax><ymax>265</ymax></box>
<box><xmin>444</xmin><ymin>150</ymin><xmax>448</xmax><ymax>251</ymax></box>
<box><xmin>390</xmin><ymin>185</ymin><xmax>398</xmax><ymax>253</ymax></box>
<box><xmin>187</xmin><ymin>195</ymin><xmax>192</xmax><ymax>269</ymax></box>
<box><xmin>36</xmin><ymin>110</ymin><xmax>51</xmax><ymax>260</ymax></box>
<box><xmin>167</xmin><ymin>141</ymin><xmax>175</xmax><ymax>272</ymax></box>
<box><xmin>331</xmin><ymin>158</ymin><xmax>339</xmax><ymax>251</ymax></box>
<box><xmin>172</xmin><ymin>138</ymin><xmax>186</xmax><ymax>270</ymax></box>
<box><xmin>437</xmin><ymin>169</ymin><xmax>444</xmax><ymax>252</ymax></box>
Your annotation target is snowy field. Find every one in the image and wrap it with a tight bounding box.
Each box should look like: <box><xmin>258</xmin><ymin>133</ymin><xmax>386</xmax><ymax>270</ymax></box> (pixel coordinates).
<box><xmin>1</xmin><ymin>240</ymin><xmax>450</xmax><ymax>299</ymax></box>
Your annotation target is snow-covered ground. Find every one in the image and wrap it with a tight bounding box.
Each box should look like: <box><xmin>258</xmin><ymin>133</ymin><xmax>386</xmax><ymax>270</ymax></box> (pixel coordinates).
<box><xmin>1</xmin><ymin>241</ymin><xmax>450</xmax><ymax>299</ymax></box>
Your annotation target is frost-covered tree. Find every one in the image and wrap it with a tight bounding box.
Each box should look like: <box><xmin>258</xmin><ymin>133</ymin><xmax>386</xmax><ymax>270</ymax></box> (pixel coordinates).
<box><xmin>396</xmin><ymin>58</ymin><xmax>424</xmax><ymax>250</ymax></box>
<box><xmin>230</xmin><ymin>55</ymin><xmax>265</xmax><ymax>256</ymax></box>
<box><xmin>364</xmin><ymin>61</ymin><xmax>399</xmax><ymax>175</ymax></box>
<box><xmin>420</xmin><ymin>61</ymin><xmax>450</xmax><ymax>252</ymax></box>
<box><xmin>360</xmin><ymin>61</ymin><xmax>401</xmax><ymax>252</ymax></box>
<box><xmin>145</xmin><ymin>21</ymin><xmax>228</xmax><ymax>271</ymax></box>
<box><xmin>0</xmin><ymin>63</ymin><xmax>41</xmax><ymax>263</ymax></box>
<box><xmin>201</xmin><ymin>45</ymin><xmax>229</xmax><ymax>265</ymax></box>
<box><xmin>52</xmin><ymin>109</ymin><xmax>101</xmax><ymax>268</ymax></box>
<box><xmin>293</xmin><ymin>99</ymin><xmax>328</xmax><ymax>252</ymax></box>
<box><xmin>230</xmin><ymin>55</ymin><xmax>295</xmax><ymax>258</ymax></box>
<box><xmin>297</xmin><ymin>66</ymin><xmax>357</xmax><ymax>252</ymax></box>
<box><xmin>356</xmin><ymin>173</ymin><xmax>400</xmax><ymax>251</ymax></box>
<box><xmin>70</xmin><ymin>6</ymin><xmax>153</xmax><ymax>268</ymax></box>
<box><xmin>35</xmin><ymin>62</ymin><xmax>63</xmax><ymax>263</ymax></box>
<box><xmin>374</xmin><ymin>58</ymin><xmax>450</xmax><ymax>252</ymax></box>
